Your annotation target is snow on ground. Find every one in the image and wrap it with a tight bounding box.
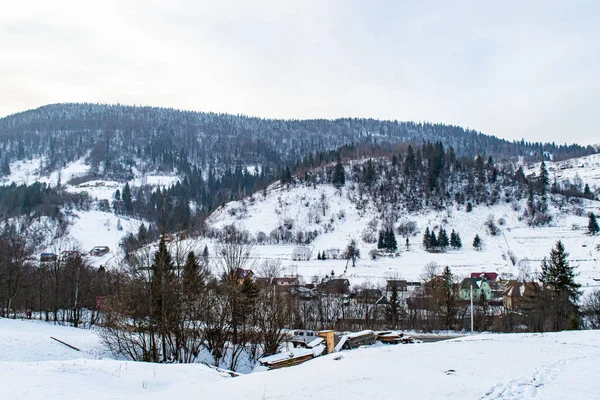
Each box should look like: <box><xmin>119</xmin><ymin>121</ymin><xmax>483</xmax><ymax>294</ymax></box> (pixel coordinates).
<box><xmin>524</xmin><ymin>153</ymin><xmax>600</xmax><ymax>190</ymax></box>
<box><xmin>2</xmin><ymin>318</ymin><xmax>599</xmax><ymax>400</ymax></box>
<box><xmin>65</xmin><ymin>210</ymin><xmax>146</xmax><ymax>263</ymax></box>
<box><xmin>207</xmin><ymin>182</ymin><xmax>600</xmax><ymax>290</ymax></box>
<box><xmin>1</xmin><ymin>156</ymin><xmax>91</xmax><ymax>186</ymax></box>
<box><xmin>0</xmin><ymin>318</ymin><xmax>228</xmax><ymax>400</ymax></box>
<box><xmin>197</xmin><ymin>330</ymin><xmax>600</xmax><ymax>400</ymax></box>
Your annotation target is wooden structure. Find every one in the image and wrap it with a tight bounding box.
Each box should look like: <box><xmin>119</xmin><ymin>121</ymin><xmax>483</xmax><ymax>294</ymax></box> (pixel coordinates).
<box><xmin>318</xmin><ymin>330</ymin><xmax>335</xmax><ymax>354</ymax></box>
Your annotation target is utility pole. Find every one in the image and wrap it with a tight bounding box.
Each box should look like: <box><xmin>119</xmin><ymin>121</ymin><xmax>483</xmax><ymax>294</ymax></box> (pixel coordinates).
<box><xmin>470</xmin><ymin>285</ymin><xmax>474</xmax><ymax>333</ymax></box>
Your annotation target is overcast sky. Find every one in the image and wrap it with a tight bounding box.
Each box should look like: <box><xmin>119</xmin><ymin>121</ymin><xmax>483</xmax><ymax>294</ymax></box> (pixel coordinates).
<box><xmin>1</xmin><ymin>0</ymin><xmax>598</xmax><ymax>144</ymax></box>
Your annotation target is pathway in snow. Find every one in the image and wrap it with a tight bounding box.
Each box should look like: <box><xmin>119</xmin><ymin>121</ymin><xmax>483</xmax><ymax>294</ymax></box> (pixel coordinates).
<box><xmin>481</xmin><ymin>355</ymin><xmax>591</xmax><ymax>399</ymax></box>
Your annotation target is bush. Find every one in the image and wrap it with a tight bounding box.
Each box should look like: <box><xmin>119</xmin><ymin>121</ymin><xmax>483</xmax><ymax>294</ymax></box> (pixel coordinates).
<box><xmin>397</xmin><ymin>220</ymin><xmax>418</xmax><ymax>237</ymax></box>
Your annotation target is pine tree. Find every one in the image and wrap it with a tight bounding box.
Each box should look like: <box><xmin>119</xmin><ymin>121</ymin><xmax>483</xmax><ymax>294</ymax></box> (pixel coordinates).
<box><xmin>588</xmin><ymin>213</ymin><xmax>599</xmax><ymax>235</ymax></box>
<box><xmin>540</xmin><ymin>241</ymin><xmax>581</xmax><ymax>330</ymax></box>
<box><xmin>406</xmin><ymin>237</ymin><xmax>410</xmax><ymax>250</ymax></box>
<box><xmin>332</xmin><ymin>153</ymin><xmax>345</xmax><ymax>188</ymax></box>
<box><xmin>377</xmin><ymin>231</ymin><xmax>385</xmax><ymax>250</ymax></box>
<box><xmin>386</xmin><ymin>284</ymin><xmax>401</xmax><ymax>328</ymax></box>
<box><xmin>182</xmin><ymin>251</ymin><xmax>205</xmax><ymax>298</ymax></box>
<box><xmin>386</xmin><ymin>229</ymin><xmax>398</xmax><ymax>252</ymax></box>
<box><xmin>473</xmin><ymin>234</ymin><xmax>482</xmax><ymax>251</ymax></box>
<box><xmin>122</xmin><ymin>182</ymin><xmax>133</xmax><ymax>211</ymax></box>
<box><xmin>441</xmin><ymin>266</ymin><xmax>456</xmax><ymax>329</ymax></box>
<box><xmin>584</xmin><ymin>184</ymin><xmax>592</xmax><ymax>199</ymax></box>
<box><xmin>466</xmin><ymin>202</ymin><xmax>473</xmax><ymax>212</ymax></box>
<box><xmin>438</xmin><ymin>228</ymin><xmax>449</xmax><ymax>250</ymax></box>
<box><xmin>423</xmin><ymin>227</ymin><xmax>431</xmax><ymax>250</ymax></box>
<box><xmin>450</xmin><ymin>231</ymin><xmax>462</xmax><ymax>249</ymax></box>
<box><xmin>114</xmin><ymin>189</ymin><xmax>121</xmax><ymax>201</ymax></box>
<box><xmin>428</xmin><ymin>230</ymin><xmax>439</xmax><ymax>250</ymax></box>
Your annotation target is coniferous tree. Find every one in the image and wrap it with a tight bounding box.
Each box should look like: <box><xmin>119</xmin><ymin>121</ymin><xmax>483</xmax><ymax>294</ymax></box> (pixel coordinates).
<box><xmin>437</xmin><ymin>228</ymin><xmax>449</xmax><ymax>250</ymax></box>
<box><xmin>332</xmin><ymin>153</ymin><xmax>345</xmax><ymax>188</ymax></box>
<box><xmin>441</xmin><ymin>266</ymin><xmax>457</xmax><ymax>329</ymax></box>
<box><xmin>428</xmin><ymin>229</ymin><xmax>439</xmax><ymax>250</ymax></box>
<box><xmin>539</xmin><ymin>241</ymin><xmax>581</xmax><ymax>330</ymax></box>
<box><xmin>450</xmin><ymin>230</ymin><xmax>462</xmax><ymax>249</ymax></box>
<box><xmin>386</xmin><ymin>229</ymin><xmax>398</xmax><ymax>252</ymax></box>
<box><xmin>584</xmin><ymin>184</ymin><xmax>593</xmax><ymax>199</ymax></box>
<box><xmin>386</xmin><ymin>284</ymin><xmax>401</xmax><ymax>328</ymax></box>
<box><xmin>423</xmin><ymin>227</ymin><xmax>431</xmax><ymax>250</ymax></box>
<box><xmin>122</xmin><ymin>182</ymin><xmax>133</xmax><ymax>211</ymax></box>
<box><xmin>473</xmin><ymin>234</ymin><xmax>482</xmax><ymax>251</ymax></box>
<box><xmin>377</xmin><ymin>231</ymin><xmax>385</xmax><ymax>250</ymax></box>
<box><xmin>588</xmin><ymin>213</ymin><xmax>599</xmax><ymax>235</ymax></box>
<box><xmin>466</xmin><ymin>202</ymin><xmax>473</xmax><ymax>212</ymax></box>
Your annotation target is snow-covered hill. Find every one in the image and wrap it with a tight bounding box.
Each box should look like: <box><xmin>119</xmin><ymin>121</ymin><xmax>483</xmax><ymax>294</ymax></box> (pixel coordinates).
<box><xmin>524</xmin><ymin>153</ymin><xmax>600</xmax><ymax>190</ymax></box>
<box><xmin>0</xmin><ymin>155</ymin><xmax>177</xmax><ymax>261</ymax></box>
<box><xmin>207</xmin><ymin>179</ymin><xmax>600</xmax><ymax>290</ymax></box>
<box><xmin>2</xmin><ymin>317</ymin><xmax>600</xmax><ymax>399</ymax></box>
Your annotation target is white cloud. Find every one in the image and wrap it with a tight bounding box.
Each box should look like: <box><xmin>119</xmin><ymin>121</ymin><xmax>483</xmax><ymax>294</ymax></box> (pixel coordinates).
<box><xmin>1</xmin><ymin>0</ymin><xmax>599</xmax><ymax>145</ymax></box>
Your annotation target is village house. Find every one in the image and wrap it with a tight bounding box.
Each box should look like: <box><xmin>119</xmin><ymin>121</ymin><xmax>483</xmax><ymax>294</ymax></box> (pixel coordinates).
<box><xmin>459</xmin><ymin>277</ymin><xmax>493</xmax><ymax>301</ymax></box>
<box><xmin>503</xmin><ymin>281</ymin><xmax>542</xmax><ymax>311</ymax></box>
<box><xmin>321</xmin><ymin>278</ymin><xmax>350</xmax><ymax>294</ymax></box>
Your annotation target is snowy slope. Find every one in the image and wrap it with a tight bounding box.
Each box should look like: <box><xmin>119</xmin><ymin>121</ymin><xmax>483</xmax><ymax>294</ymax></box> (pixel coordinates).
<box><xmin>207</xmin><ymin>181</ymin><xmax>600</xmax><ymax>290</ymax></box>
<box><xmin>2</xmin><ymin>318</ymin><xmax>600</xmax><ymax>400</ymax></box>
<box><xmin>524</xmin><ymin>153</ymin><xmax>600</xmax><ymax>190</ymax></box>
<box><xmin>0</xmin><ymin>318</ymin><xmax>228</xmax><ymax>400</ymax></box>
<box><xmin>0</xmin><ymin>156</ymin><xmax>176</xmax><ymax>260</ymax></box>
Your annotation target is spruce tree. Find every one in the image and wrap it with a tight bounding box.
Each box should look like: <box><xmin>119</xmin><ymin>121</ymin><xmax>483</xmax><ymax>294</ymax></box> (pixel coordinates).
<box><xmin>428</xmin><ymin>230</ymin><xmax>439</xmax><ymax>250</ymax></box>
<box><xmin>473</xmin><ymin>234</ymin><xmax>482</xmax><ymax>251</ymax></box>
<box><xmin>332</xmin><ymin>153</ymin><xmax>345</xmax><ymax>188</ymax></box>
<box><xmin>423</xmin><ymin>227</ymin><xmax>431</xmax><ymax>251</ymax></box>
<box><xmin>122</xmin><ymin>182</ymin><xmax>133</xmax><ymax>211</ymax></box>
<box><xmin>386</xmin><ymin>284</ymin><xmax>401</xmax><ymax>328</ymax></box>
<box><xmin>540</xmin><ymin>241</ymin><xmax>581</xmax><ymax>330</ymax></box>
<box><xmin>466</xmin><ymin>202</ymin><xmax>473</xmax><ymax>212</ymax></box>
<box><xmin>588</xmin><ymin>213</ymin><xmax>599</xmax><ymax>235</ymax></box>
<box><xmin>438</xmin><ymin>228</ymin><xmax>449</xmax><ymax>250</ymax></box>
<box><xmin>377</xmin><ymin>231</ymin><xmax>385</xmax><ymax>250</ymax></box>
<box><xmin>386</xmin><ymin>229</ymin><xmax>398</xmax><ymax>252</ymax></box>
<box><xmin>454</xmin><ymin>232</ymin><xmax>462</xmax><ymax>249</ymax></box>
<box><xmin>540</xmin><ymin>241</ymin><xmax>580</xmax><ymax>301</ymax></box>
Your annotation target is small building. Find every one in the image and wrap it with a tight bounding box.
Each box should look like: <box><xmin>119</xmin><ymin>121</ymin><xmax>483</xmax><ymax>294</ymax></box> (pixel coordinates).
<box><xmin>40</xmin><ymin>253</ymin><xmax>57</xmax><ymax>262</ymax></box>
<box><xmin>235</xmin><ymin>268</ymin><xmax>254</xmax><ymax>283</ymax></box>
<box><xmin>273</xmin><ymin>277</ymin><xmax>300</xmax><ymax>290</ymax></box>
<box><xmin>90</xmin><ymin>246</ymin><xmax>110</xmax><ymax>257</ymax></box>
<box><xmin>503</xmin><ymin>281</ymin><xmax>541</xmax><ymax>311</ymax></box>
<box><xmin>386</xmin><ymin>279</ymin><xmax>408</xmax><ymax>292</ymax></box>
<box><xmin>460</xmin><ymin>277</ymin><xmax>493</xmax><ymax>301</ymax></box>
<box><xmin>322</xmin><ymin>278</ymin><xmax>350</xmax><ymax>294</ymax></box>
<box><xmin>470</xmin><ymin>272</ymin><xmax>499</xmax><ymax>282</ymax></box>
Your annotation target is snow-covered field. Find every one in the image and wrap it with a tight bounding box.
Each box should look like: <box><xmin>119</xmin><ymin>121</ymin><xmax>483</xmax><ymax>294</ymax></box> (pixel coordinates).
<box><xmin>2</xmin><ymin>318</ymin><xmax>600</xmax><ymax>399</ymax></box>
<box><xmin>0</xmin><ymin>318</ymin><xmax>228</xmax><ymax>400</ymax></box>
